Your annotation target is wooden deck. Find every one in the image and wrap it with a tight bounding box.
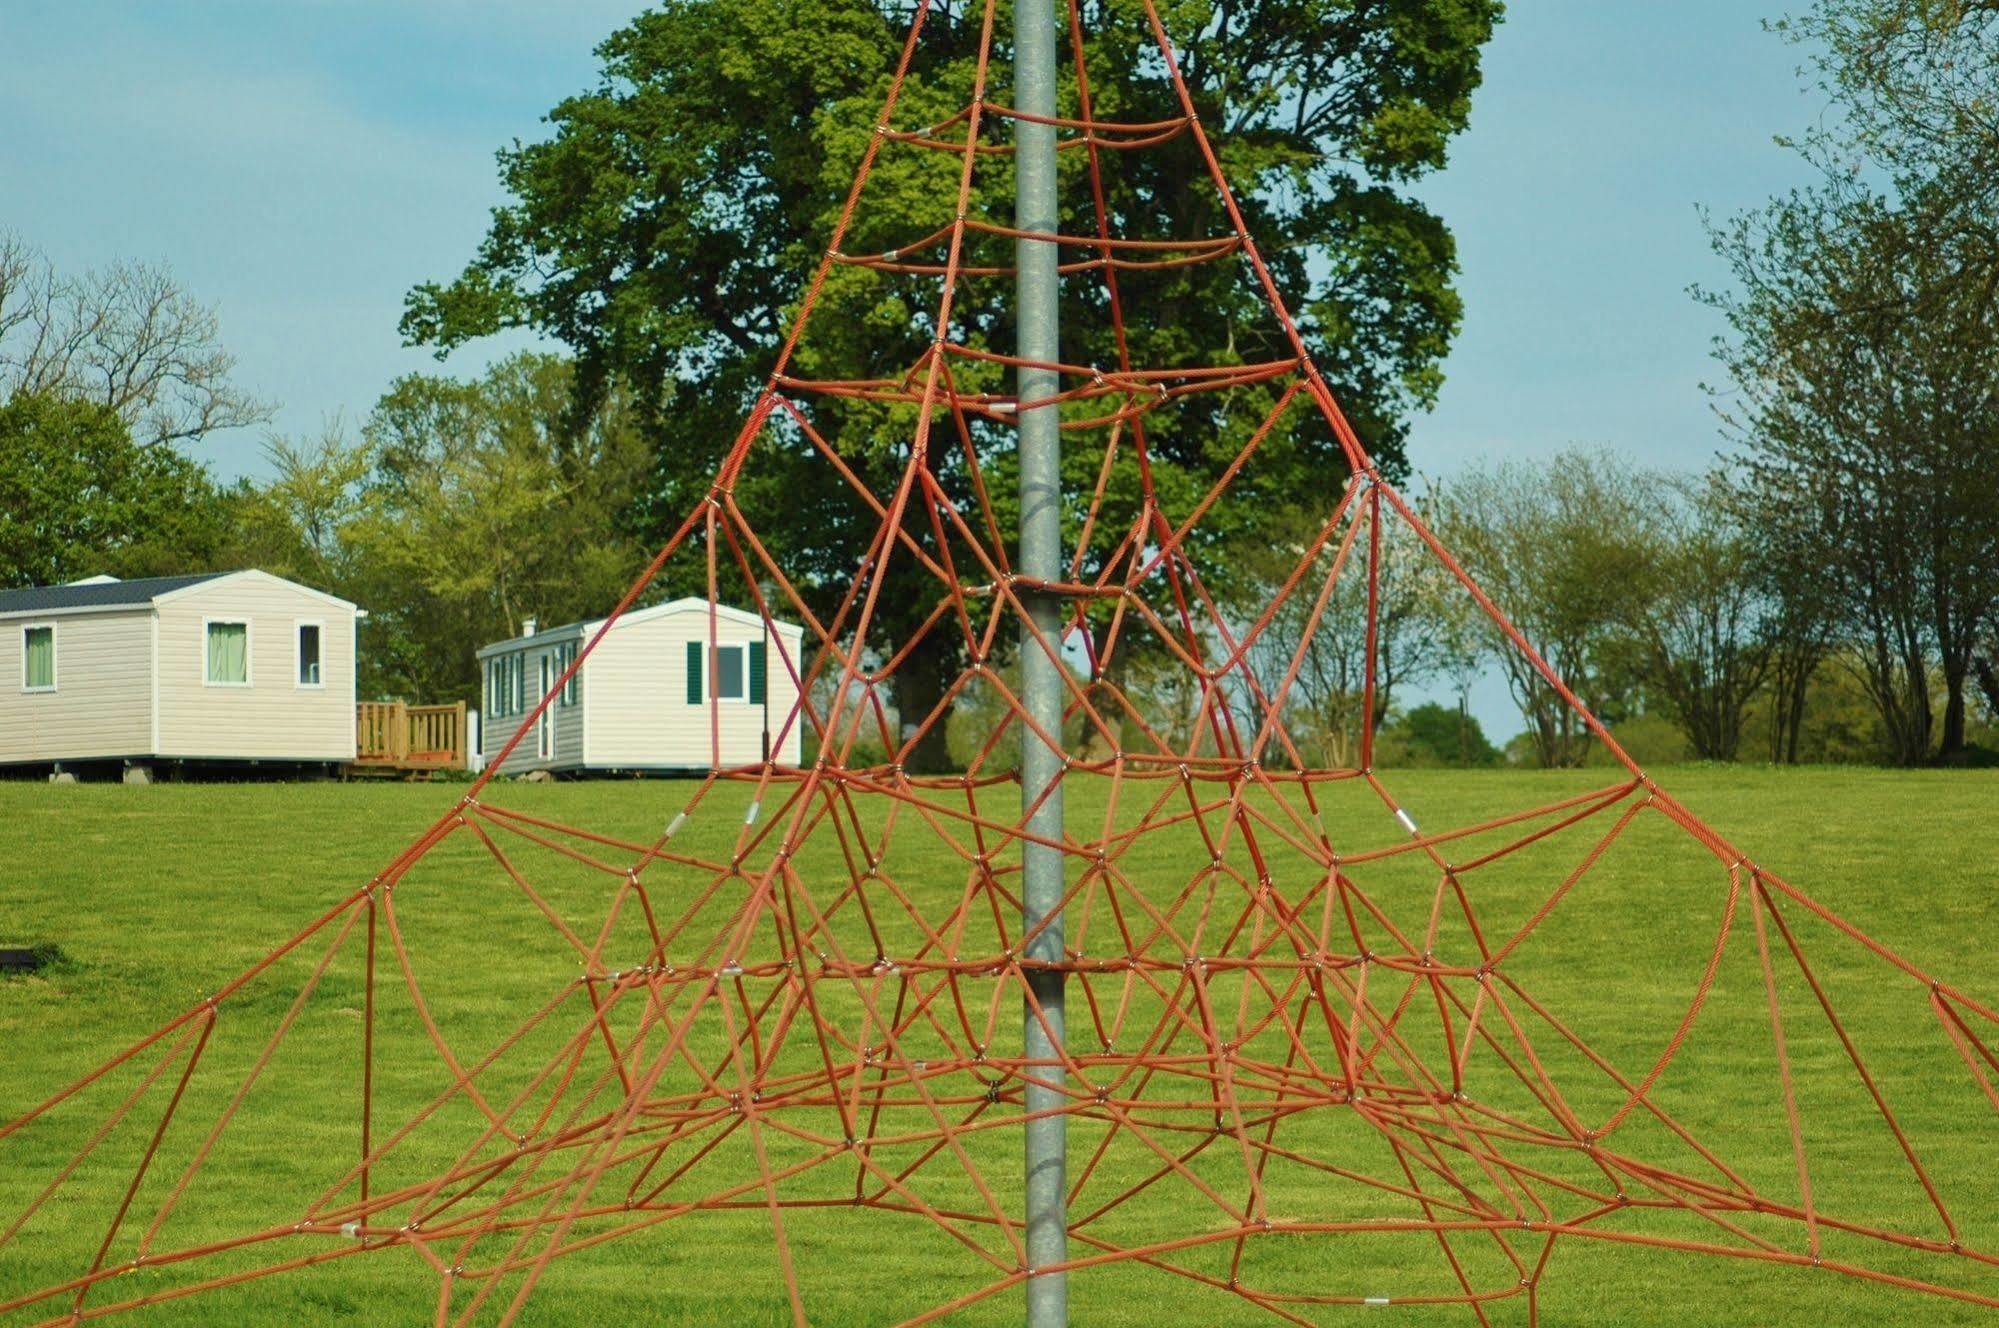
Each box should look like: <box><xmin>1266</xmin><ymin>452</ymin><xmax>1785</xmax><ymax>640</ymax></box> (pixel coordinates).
<box><xmin>350</xmin><ymin>701</ymin><xmax>468</xmax><ymax>776</ymax></box>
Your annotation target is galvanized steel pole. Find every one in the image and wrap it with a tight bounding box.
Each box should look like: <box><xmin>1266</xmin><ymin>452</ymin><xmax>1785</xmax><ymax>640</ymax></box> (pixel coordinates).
<box><xmin>1014</xmin><ymin>0</ymin><xmax>1067</xmax><ymax>1323</ymax></box>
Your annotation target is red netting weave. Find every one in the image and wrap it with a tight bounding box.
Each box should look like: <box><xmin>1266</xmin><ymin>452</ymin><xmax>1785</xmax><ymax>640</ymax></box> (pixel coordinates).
<box><xmin>5</xmin><ymin>2</ymin><xmax>1999</xmax><ymax>1324</ymax></box>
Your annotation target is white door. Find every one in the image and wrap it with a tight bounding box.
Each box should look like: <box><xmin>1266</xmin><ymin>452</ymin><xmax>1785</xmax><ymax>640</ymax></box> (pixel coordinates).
<box><xmin>538</xmin><ymin>656</ymin><xmax>555</xmax><ymax>760</ymax></box>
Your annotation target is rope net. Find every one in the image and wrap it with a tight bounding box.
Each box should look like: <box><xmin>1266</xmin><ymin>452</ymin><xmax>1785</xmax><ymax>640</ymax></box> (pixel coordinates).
<box><xmin>6</xmin><ymin>2</ymin><xmax>1999</xmax><ymax>1323</ymax></box>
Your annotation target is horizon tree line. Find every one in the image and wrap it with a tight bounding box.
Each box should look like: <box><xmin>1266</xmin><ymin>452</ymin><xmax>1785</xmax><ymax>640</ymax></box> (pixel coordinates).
<box><xmin>1</xmin><ymin>0</ymin><xmax>1992</xmax><ymax>768</ymax></box>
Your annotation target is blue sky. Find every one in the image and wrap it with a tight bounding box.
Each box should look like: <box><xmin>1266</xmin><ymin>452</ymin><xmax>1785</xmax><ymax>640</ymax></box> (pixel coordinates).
<box><xmin>1412</xmin><ymin>0</ymin><xmax>1818</xmax><ymax>477</ymax></box>
<box><xmin>0</xmin><ymin>0</ymin><xmax>636</xmax><ymax>475</ymax></box>
<box><xmin>0</xmin><ymin>0</ymin><xmax>1823</xmax><ymax>736</ymax></box>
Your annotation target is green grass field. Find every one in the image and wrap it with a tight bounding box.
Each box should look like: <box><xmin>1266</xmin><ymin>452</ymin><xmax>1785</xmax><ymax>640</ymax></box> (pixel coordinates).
<box><xmin>3</xmin><ymin>767</ymin><xmax>1998</xmax><ymax>1326</ymax></box>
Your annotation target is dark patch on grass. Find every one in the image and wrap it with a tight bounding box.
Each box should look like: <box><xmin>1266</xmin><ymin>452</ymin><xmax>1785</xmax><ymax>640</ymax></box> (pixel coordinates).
<box><xmin>0</xmin><ymin>941</ymin><xmax>70</xmax><ymax>977</ymax></box>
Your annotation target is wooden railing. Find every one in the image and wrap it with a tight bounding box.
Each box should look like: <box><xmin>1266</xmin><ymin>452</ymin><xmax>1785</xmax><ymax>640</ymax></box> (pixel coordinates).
<box><xmin>353</xmin><ymin>701</ymin><xmax>467</xmax><ymax>772</ymax></box>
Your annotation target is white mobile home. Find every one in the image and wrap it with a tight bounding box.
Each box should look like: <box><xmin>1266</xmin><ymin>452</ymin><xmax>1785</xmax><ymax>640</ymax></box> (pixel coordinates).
<box><xmin>0</xmin><ymin>571</ymin><xmax>362</xmax><ymax>773</ymax></box>
<box><xmin>476</xmin><ymin>599</ymin><xmax>805</xmax><ymax>776</ymax></box>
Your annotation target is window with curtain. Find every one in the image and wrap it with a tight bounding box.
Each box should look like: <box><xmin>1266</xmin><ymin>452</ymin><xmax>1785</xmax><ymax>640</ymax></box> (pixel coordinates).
<box><xmin>206</xmin><ymin>621</ymin><xmax>249</xmax><ymax>684</ymax></box>
<box><xmin>22</xmin><ymin>626</ymin><xmax>55</xmax><ymax>691</ymax></box>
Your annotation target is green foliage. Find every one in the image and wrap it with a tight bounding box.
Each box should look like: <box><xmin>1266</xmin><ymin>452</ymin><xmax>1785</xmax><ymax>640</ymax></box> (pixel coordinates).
<box><xmin>1616</xmin><ymin>472</ymin><xmax>1776</xmax><ymax>762</ymax></box>
<box><xmin>240</xmin><ymin>354</ymin><xmax>648</xmax><ymax>706</ymax></box>
<box><xmin>1376</xmin><ymin>700</ymin><xmax>1499</xmax><ymax>767</ymax></box>
<box><xmin>1769</xmin><ymin>0</ymin><xmax>1999</xmax><ymax>304</ymax></box>
<box><xmin>0</xmin><ymin>392</ymin><xmax>230</xmax><ymax>587</ymax></box>
<box><xmin>1235</xmin><ymin>489</ymin><xmax>1484</xmax><ymax>769</ymax></box>
<box><xmin>1585</xmin><ymin>708</ymin><xmax>1691</xmax><ymax>769</ymax></box>
<box><xmin>402</xmin><ymin>0</ymin><xmax>1500</xmax><ymax>768</ymax></box>
<box><xmin>1708</xmin><ymin>194</ymin><xmax>1999</xmax><ymax>764</ymax></box>
<box><xmin>1786</xmin><ymin>660</ymin><xmax>1895</xmax><ymax>766</ymax></box>
<box><xmin>404</xmin><ymin>0</ymin><xmax>1493</xmax><ymax>460</ymax></box>
<box><xmin>224</xmin><ymin>425</ymin><xmax>375</xmax><ymax>599</ymax></box>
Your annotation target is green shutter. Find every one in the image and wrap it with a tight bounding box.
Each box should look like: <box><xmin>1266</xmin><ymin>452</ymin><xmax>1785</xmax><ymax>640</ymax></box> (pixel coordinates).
<box><xmin>748</xmin><ymin>640</ymin><xmax>766</xmax><ymax>704</ymax></box>
<box><xmin>686</xmin><ymin>640</ymin><xmax>704</xmax><ymax>704</ymax></box>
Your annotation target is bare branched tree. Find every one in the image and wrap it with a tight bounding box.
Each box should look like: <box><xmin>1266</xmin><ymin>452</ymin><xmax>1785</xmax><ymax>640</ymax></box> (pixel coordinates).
<box><xmin>1435</xmin><ymin>451</ymin><xmax>1662</xmax><ymax>769</ymax></box>
<box><xmin>1621</xmin><ymin>472</ymin><xmax>1777</xmax><ymax>762</ymax></box>
<box><xmin>1242</xmin><ymin>487</ymin><xmax>1472</xmax><ymax>769</ymax></box>
<box><xmin>1702</xmin><ymin>0</ymin><xmax>1999</xmax><ymax>763</ymax></box>
<box><xmin>0</xmin><ymin>231</ymin><xmax>270</xmax><ymax>446</ymax></box>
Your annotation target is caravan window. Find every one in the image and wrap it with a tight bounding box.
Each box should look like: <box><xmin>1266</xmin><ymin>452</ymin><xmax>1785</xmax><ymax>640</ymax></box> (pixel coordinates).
<box><xmin>22</xmin><ymin>625</ymin><xmax>55</xmax><ymax>692</ymax></box>
<box><xmin>490</xmin><ymin>656</ymin><xmax>510</xmax><ymax>715</ymax></box>
<box><xmin>296</xmin><ymin>622</ymin><xmax>323</xmax><ymax>687</ymax></box>
<box><xmin>205</xmin><ymin>621</ymin><xmax>250</xmax><ymax>685</ymax></box>
<box><xmin>713</xmin><ymin>643</ymin><xmax>747</xmax><ymax>701</ymax></box>
<box><xmin>557</xmin><ymin>641</ymin><xmax>579</xmax><ymax>706</ymax></box>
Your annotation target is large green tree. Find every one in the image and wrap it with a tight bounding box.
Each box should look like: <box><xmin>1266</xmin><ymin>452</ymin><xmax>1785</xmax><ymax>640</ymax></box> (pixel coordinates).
<box><xmin>1710</xmin><ymin>201</ymin><xmax>1999</xmax><ymax>763</ymax></box>
<box><xmin>352</xmin><ymin>354</ymin><xmax>649</xmax><ymax>704</ymax></box>
<box><xmin>1771</xmin><ymin>0</ymin><xmax>1998</xmax><ymax>310</ymax></box>
<box><xmin>405</xmin><ymin>0</ymin><xmax>1499</xmax><ymax>769</ymax></box>
<box><xmin>0</xmin><ymin>392</ymin><xmax>230</xmax><ymax>588</ymax></box>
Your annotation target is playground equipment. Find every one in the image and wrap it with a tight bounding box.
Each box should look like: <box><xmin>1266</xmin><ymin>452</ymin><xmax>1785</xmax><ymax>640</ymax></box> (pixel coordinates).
<box><xmin>6</xmin><ymin>2</ymin><xmax>1999</xmax><ymax>1324</ymax></box>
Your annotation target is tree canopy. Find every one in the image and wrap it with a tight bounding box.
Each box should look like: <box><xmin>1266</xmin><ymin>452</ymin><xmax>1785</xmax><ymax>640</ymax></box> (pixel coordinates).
<box><xmin>1705</xmin><ymin>0</ymin><xmax>1999</xmax><ymax>763</ymax></box>
<box><xmin>403</xmin><ymin>0</ymin><xmax>1500</xmax><ymax>767</ymax></box>
<box><xmin>236</xmin><ymin>353</ymin><xmax>648</xmax><ymax>705</ymax></box>
<box><xmin>1434</xmin><ymin>449</ymin><xmax>1659</xmax><ymax>768</ymax></box>
<box><xmin>0</xmin><ymin>392</ymin><xmax>230</xmax><ymax>588</ymax></box>
<box><xmin>1382</xmin><ymin>700</ymin><xmax>1499</xmax><ymax>767</ymax></box>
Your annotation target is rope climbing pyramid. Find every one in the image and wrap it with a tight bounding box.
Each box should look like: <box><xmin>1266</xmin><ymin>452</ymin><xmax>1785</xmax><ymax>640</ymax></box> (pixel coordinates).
<box><xmin>5</xmin><ymin>2</ymin><xmax>1999</xmax><ymax>1324</ymax></box>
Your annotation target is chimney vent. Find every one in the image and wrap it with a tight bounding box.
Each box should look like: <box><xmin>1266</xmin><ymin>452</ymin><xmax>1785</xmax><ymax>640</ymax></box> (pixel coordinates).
<box><xmin>521</xmin><ymin>617</ymin><xmax>538</xmax><ymax>637</ymax></box>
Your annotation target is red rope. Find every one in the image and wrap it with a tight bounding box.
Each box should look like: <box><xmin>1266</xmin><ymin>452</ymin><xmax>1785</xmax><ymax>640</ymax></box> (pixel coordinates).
<box><xmin>4</xmin><ymin>2</ymin><xmax>1997</xmax><ymax>1323</ymax></box>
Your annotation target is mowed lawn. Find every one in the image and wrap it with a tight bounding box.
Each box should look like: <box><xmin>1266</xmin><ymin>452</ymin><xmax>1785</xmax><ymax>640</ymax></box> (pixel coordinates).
<box><xmin>3</xmin><ymin>767</ymin><xmax>1998</xmax><ymax>1326</ymax></box>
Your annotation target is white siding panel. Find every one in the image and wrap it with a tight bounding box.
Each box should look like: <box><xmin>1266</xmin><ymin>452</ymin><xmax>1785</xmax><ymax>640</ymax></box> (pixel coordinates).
<box><xmin>585</xmin><ymin>610</ymin><xmax>804</xmax><ymax>770</ymax></box>
<box><xmin>155</xmin><ymin>578</ymin><xmax>357</xmax><ymax>760</ymax></box>
<box><xmin>0</xmin><ymin>612</ymin><xmax>152</xmax><ymax>762</ymax></box>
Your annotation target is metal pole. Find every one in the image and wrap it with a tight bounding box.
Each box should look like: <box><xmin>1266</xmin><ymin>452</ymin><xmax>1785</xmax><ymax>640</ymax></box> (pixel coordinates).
<box><xmin>1014</xmin><ymin>0</ymin><xmax>1066</xmax><ymax>1323</ymax></box>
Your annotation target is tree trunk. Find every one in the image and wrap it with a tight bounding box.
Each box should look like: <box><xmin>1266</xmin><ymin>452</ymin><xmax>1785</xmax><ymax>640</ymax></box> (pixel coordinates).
<box><xmin>1766</xmin><ymin>642</ymin><xmax>1819</xmax><ymax>765</ymax></box>
<box><xmin>1975</xmin><ymin>654</ymin><xmax>1999</xmax><ymax>719</ymax></box>
<box><xmin>896</xmin><ymin>631</ymin><xmax>960</xmax><ymax>774</ymax></box>
<box><xmin>1939</xmin><ymin>658</ymin><xmax>1969</xmax><ymax>757</ymax></box>
<box><xmin>1783</xmin><ymin>674</ymin><xmax>1808</xmax><ymax>765</ymax></box>
<box><xmin>1529</xmin><ymin>703</ymin><xmax>1588</xmax><ymax>769</ymax></box>
<box><xmin>1939</xmin><ymin>677</ymin><xmax>1967</xmax><ymax>757</ymax></box>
